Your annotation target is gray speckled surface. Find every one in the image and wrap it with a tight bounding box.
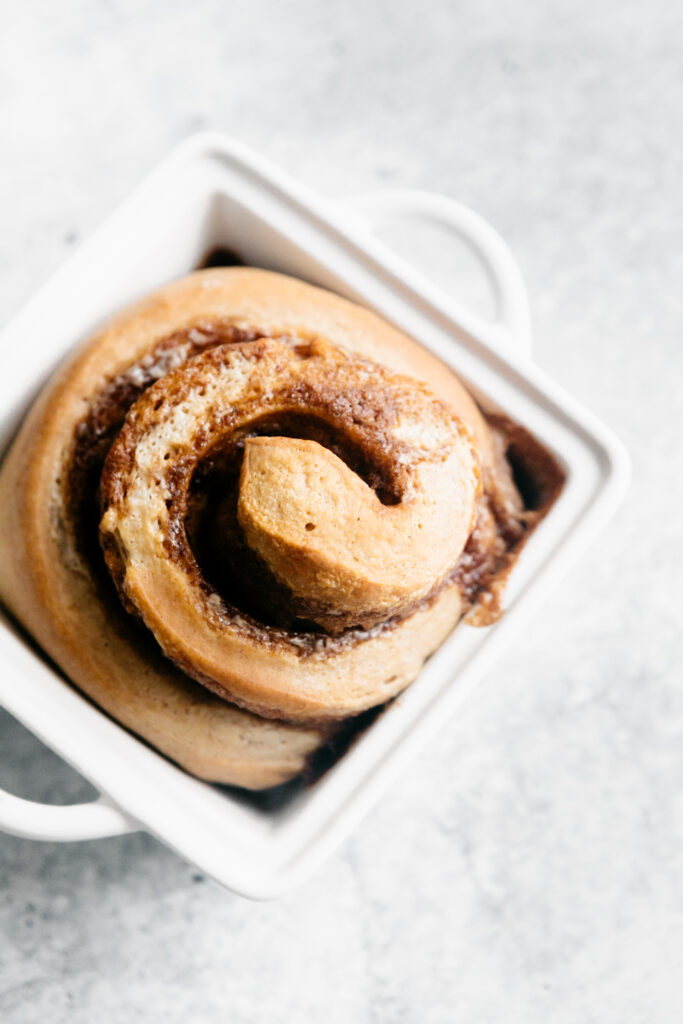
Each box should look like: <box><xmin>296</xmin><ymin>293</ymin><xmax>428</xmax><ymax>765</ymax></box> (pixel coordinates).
<box><xmin>1</xmin><ymin>1</ymin><xmax>682</xmax><ymax>1021</ymax></box>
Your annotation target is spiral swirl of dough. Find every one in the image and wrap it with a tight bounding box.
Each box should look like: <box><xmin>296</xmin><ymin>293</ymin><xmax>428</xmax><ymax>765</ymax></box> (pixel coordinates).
<box><xmin>0</xmin><ymin>268</ymin><xmax>555</xmax><ymax>786</ymax></box>
<box><xmin>99</xmin><ymin>334</ymin><xmax>480</xmax><ymax>722</ymax></box>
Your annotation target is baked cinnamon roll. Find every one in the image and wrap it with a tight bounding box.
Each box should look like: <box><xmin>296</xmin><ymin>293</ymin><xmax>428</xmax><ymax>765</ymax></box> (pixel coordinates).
<box><xmin>0</xmin><ymin>268</ymin><xmax>562</xmax><ymax>787</ymax></box>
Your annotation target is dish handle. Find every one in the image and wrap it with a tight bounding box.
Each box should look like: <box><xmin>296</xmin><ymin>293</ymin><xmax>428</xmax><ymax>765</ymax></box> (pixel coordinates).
<box><xmin>0</xmin><ymin>785</ymin><xmax>136</xmax><ymax>842</ymax></box>
<box><xmin>345</xmin><ymin>188</ymin><xmax>533</xmax><ymax>358</ymax></box>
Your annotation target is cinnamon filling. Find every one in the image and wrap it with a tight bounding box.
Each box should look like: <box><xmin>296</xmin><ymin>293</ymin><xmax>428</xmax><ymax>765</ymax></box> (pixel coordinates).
<box><xmin>67</xmin><ymin>322</ymin><xmax>564</xmax><ymax>659</ymax></box>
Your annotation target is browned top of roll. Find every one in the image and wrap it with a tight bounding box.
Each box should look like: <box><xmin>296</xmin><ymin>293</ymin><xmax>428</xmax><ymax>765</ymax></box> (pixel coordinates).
<box><xmin>0</xmin><ymin>267</ymin><xmax>563</xmax><ymax>784</ymax></box>
<box><xmin>98</xmin><ymin>332</ymin><xmax>482</xmax><ymax>720</ymax></box>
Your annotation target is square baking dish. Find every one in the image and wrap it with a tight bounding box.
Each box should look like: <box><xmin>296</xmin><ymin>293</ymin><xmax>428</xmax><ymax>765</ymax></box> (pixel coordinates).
<box><xmin>0</xmin><ymin>134</ymin><xmax>629</xmax><ymax>898</ymax></box>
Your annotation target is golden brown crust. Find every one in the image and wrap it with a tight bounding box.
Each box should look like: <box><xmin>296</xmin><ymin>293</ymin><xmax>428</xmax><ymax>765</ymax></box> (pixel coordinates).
<box><xmin>97</xmin><ymin>335</ymin><xmax>480</xmax><ymax>721</ymax></box>
<box><xmin>0</xmin><ymin>267</ymin><xmax>538</xmax><ymax>786</ymax></box>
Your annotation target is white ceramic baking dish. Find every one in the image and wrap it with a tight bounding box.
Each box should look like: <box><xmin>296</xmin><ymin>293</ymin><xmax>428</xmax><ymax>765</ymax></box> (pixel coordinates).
<box><xmin>0</xmin><ymin>134</ymin><xmax>629</xmax><ymax>898</ymax></box>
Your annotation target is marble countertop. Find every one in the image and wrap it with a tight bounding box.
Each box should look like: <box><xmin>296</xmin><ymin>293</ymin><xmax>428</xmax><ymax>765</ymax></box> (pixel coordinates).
<box><xmin>1</xmin><ymin>1</ymin><xmax>681</xmax><ymax>1021</ymax></box>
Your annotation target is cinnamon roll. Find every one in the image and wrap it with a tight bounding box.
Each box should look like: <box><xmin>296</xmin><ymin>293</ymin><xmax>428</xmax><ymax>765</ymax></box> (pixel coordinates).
<box><xmin>0</xmin><ymin>268</ymin><xmax>562</xmax><ymax>787</ymax></box>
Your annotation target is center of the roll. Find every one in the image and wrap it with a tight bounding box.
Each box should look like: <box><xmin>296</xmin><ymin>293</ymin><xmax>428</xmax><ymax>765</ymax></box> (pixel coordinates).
<box><xmin>236</xmin><ymin>434</ymin><xmax>475</xmax><ymax>632</ymax></box>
